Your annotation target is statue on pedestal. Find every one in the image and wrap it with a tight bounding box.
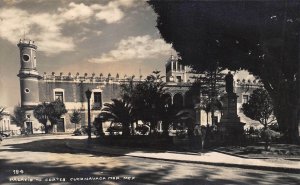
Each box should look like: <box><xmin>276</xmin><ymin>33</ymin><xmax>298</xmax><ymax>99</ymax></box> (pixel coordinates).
<box><xmin>217</xmin><ymin>71</ymin><xmax>245</xmax><ymax>145</ymax></box>
<box><xmin>225</xmin><ymin>72</ymin><xmax>234</xmax><ymax>94</ymax></box>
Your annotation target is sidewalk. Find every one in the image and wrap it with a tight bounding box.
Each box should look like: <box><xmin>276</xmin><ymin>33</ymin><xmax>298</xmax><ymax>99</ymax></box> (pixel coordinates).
<box><xmin>65</xmin><ymin>139</ymin><xmax>300</xmax><ymax>173</ymax></box>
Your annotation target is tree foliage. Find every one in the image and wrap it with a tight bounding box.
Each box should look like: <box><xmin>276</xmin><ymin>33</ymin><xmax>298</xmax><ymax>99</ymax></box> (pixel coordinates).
<box><xmin>188</xmin><ymin>67</ymin><xmax>224</xmax><ymax>125</ymax></box>
<box><xmin>100</xmin><ymin>99</ymin><xmax>134</xmax><ymax>136</ymax></box>
<box><xmin>242</xmin><ymin>89</ymin><xmax>275</xmax><ymax>126</ymax></box>
<box><xmin>149</xmin><ymin>0</ymin><xmax>300</xmax><ymax>143</ymax></box>
<box><xmin>134</xmin><ymin>71</ymin><xmax>166</xmax><ymax>131</ymax></box>
<box><xmin>115</xmin><ymin>71</ymin><xmax>185</xmax><ymax>136</ymax></box>
<box><xmin>33</xmin><ymin>102</ymin><xmax>49</xmax><ymax>133</ymax></box>
<box><xmin>33</xmin><ymin>100</ymin><xmax>67</xmax><ymax>133</ymax></box>
<box><xmin>47</xmin><ymin>99</ymin><xmax>67</xmax><ymax>126</ymax></box>
<box><xmin>69</xmin><ymin>109</ymin><xmax>81</xmax><ymax>130</ymax></box>
<box><xmin>10</xmin><ymin>105</ymin><xmax>26</xmax><ymax>129</ymax></box>
<box><xmin>242</xmin><ymin>88</ymin><xmax>277</xmax><ymax>150</ymax></box>
<box><xmin>0</xmin><ymin>107</ymin><xmax>5</xmax><ymax>121</ymax></box>
<box><xmin>120</xmin><ymin>71</ymin><xmax>168</xmax><ymax>134</ymax></box>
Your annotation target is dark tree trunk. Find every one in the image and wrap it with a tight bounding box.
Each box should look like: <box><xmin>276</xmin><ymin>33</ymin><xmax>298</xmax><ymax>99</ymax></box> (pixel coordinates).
<box><xmin>290</xmin><ymin>107</ymin><xmax>300</xmax><ymax>144</ymax></box>
<box><xmin>130</xmin><ymin>122</ymin><xmax>135</xmax><ymax>135</ymax></box>
<box><xmin>149</xmin><ymin>121</ymin><xmax>157</xmax><ymax>135</ymax></box>
<box><xmin>41</xmin><ymin>122</ymin><xmax>47</xmax><ymax>134</ymax></box>
<box><xmin>122</xmin><ymin>123</ymin><xmax>130</xmax><ymax>136</ymax></box>
<box><xmin>272</xmin><ymin>90</ymin><xmax>299</xmax><ymax>144</ymax></box>
<box><xmin>206</xmin><ymin>112</ymin><xmax>209</xmax><ymax>126</ymax></box>
<box><xmin>44</xmin><ymin>125</ymin><xmax>48</xmax><ymax>134</ymax></box>
<box><xmin>265</xmin><ymin>78</ymin><xmax>299</xmax><ymax>144</ymax></box>
<box><xmin>162</xmin><ymin>121</ymin><xmax>169</xmax><ymax>137</ymax></box>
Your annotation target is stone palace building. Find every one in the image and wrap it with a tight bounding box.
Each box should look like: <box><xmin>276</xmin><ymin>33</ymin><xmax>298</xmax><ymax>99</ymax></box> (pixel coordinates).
<box><xmin>17</xmin><ymin>39</ymin><xmax>262</xmax><ymax>133</ymax></box>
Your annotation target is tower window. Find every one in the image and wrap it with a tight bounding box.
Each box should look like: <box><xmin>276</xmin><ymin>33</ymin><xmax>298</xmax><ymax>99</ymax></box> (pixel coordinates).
<box><xmin>24</xmin><ymin>88</ymin><xmax>30</xmax><ymax>93</ymax></box>
<box><xmin>55</xmin><ymin>91</ymin><xmax>64</xmax><ymax>102</ymax></box>
<box><xmin>22</xmin><ymin>54</ymin><xmax>30</xmax><ymax>62</ymax></box>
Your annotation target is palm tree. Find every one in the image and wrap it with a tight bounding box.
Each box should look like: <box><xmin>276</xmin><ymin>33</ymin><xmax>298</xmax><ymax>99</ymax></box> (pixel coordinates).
<box><xmin>69</xmin><ymin>109</ymin><xmax>81</xmax><ymax>130</ymax></box>
<box><xmin>0</xmin><ymin>107</ymin><xmax>5</xmax><ymax>121</ymax></box>
<box><xmin>33</xmin><ymin>102</ymin><xmax>49</xmax><ymax>133</ymax></box>
<box><xmin>99</xmin><ymin>99</ymin><xmax>134</xmax><ymax>136</ymax></box>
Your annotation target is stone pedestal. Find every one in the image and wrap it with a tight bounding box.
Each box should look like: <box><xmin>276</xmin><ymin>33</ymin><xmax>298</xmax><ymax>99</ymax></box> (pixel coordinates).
<box><xmin>217</xmin><ymin>93</ymin><xmax>245</xmax><ymax>145</ymax></box>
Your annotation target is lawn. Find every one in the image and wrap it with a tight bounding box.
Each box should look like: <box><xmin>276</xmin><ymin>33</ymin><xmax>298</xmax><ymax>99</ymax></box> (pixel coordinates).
<box><xmin>216</xmin><ymin>144</ymin><xmax>300</xmax><ymax>160</ymax></box>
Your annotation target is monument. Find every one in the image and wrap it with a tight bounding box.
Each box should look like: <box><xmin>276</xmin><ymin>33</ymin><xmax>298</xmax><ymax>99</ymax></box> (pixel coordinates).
<box><xmin>217</xmin><ymin>72</ymin><xmax>245</xmax><ymax>145</ymax></box>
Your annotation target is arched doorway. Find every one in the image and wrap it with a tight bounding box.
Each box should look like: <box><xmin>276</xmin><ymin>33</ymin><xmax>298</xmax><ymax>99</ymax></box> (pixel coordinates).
<box><xmin>173</xmin><ymin>93</ymin><xmax>183</xmax><ymax>108</ymax></box>
<box><xmin>162</xmin><ymin>93</ymin><xmax>172</xmax><ymax>106</ymax></box>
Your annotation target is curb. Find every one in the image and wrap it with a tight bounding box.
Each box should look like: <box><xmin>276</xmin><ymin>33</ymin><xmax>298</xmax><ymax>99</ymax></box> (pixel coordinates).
<box><xmin>213</xmin><ymin>149</ymin><xmax>300</xmax><ymax>161</ymax></box>
<box><xmin>65</xmin><ymin>142</ymin><xmax>300</xmax><ymax>174</ymax></box>
<box><xmin>3</xmin><ymin>133</ymin><xmax>71</xmax><ymax>140</ymax></box>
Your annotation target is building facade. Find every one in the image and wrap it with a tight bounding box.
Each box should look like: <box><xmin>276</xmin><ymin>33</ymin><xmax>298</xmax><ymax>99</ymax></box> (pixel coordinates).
<box><xmin>17</xmin><ymin>39</ymin><xmax>261</xmax><ymax>133</ymax></box>
<box><xmin>18</xmin><ymin>39</ymin><xmax>127</xmax><ymax>133</ymax></box>
<box><xmin>0</xmin><ymin>111</ymin><xmax>11</xmax><ymax>133</ymax></box>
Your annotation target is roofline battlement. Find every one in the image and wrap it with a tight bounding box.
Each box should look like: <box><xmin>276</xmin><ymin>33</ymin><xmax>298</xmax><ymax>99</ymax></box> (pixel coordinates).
<box><xmin>41</xmin><ymin>72</ymin><xmax>144</xmax><ymax>83</ymax></box>
<box><xmin>235</xmin><ymin>78</ymin><xmax>263</xmax><ymax>87</ymax></box>
<box><xmin>17</xmin><ymin>39</ymin><xmax>37</xmax><ymax>49</ymax></box>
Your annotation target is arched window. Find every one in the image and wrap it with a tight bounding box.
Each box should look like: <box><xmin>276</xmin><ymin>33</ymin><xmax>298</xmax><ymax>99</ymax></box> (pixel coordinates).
<box><xmin>173</xmin><ymin>93</ymin><xmax>183</xmax><ymax>108</ymax></box>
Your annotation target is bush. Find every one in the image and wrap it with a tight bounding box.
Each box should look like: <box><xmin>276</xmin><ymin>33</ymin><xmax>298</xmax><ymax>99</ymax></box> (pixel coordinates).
<box><xmin>260</xmin><ymin>128</ymin><xmax>280</xmax><ymax>141</ymax></box>
<box><xmin>175</xmin><ymin>130</ymin><xmax>187</xmax><ymax>139</ymax></box>
<box><xmin>102</xmin><ymin>135</ymin><xmax>172</xmax><ymax>148</ymax></box>
<box><xmin>73</xmin><ymin>126</ymin><xmax>98</xmax><ymax>136</ymax></box>
<box><xmin>106</xmin><ymin>123</ymin><xmax>123</xmax><ymax>135</ymax></box>
<box><xmin>135</xmin><ymin>124</ymin><xmax>149</xmax><ymax>135</ymax></box>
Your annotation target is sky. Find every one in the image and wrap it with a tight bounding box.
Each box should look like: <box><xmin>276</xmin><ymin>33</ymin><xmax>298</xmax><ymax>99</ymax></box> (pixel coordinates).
<box><xmin>0</xmin><ymin>0</ymin><xmax>252</xmax><ymax>112</ymax></box>
<box><xmin>0</xmin><ymin>0</ymin><xmax>177</xmax><ymax>110</ymax></box>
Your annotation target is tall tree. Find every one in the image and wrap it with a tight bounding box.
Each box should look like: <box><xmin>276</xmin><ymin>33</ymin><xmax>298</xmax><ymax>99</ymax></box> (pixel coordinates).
<box><xmin>10</xmin><ymin>105</ymin><xmax>26</xmax><ymax>131</ymax></box>
<box><xmin>149</xmin><ymin>0</ymin><xmax>300</xmax><ymax>143</ymax></box>
<box><xmin>33</xmin><ymin>102</ymin><xmax>49</xmax><ymax>133</ymax></box>
<box><xmin>69</xmin><ymin>109</ymin><xmax>81</xmax><ymax>130</ymax></box>
<box><xmin>197</xmin><ymin>67</ymin><xmax>224</xmax><ymax>125</ymax></box>
<box><xmin>130</xmin><ymin>71</ymin><xmax>167</xmax><ymax>134</ymax></box>
<box><xmin>242</xmin><ymin>88</ymin><xmax>277</xmax><ymax>150</ymax></box>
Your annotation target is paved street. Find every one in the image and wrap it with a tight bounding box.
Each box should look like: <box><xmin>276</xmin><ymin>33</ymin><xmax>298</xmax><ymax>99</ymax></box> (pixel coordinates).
<box><xmin>0</xmin><ymin>135</ymin><xmax>299</xmax><ymax>185</ymax></box>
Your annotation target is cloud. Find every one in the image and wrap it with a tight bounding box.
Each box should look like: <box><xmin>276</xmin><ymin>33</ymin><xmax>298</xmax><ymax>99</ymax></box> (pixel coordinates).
<box><xmin>59</xmin><ymin>2</ymin><xmax>93</xmax><ymax>23</ymax></box>
<box><xmin>94</xmin><ymin>2</ymin><xmax>124</xmax><ymax>24</ymax></box>
<box><xmin>116</xmin><ymin>0</ymin><xmax>137</xmax><ymax>7</ymax></box>
<box><xmin>0</xmin><ymin>1</ymin><xmax>141</xmax><ymax>55</ymax></box>
<box><xmin>0</xmin><ymin>8</ymin><xmax>75</xmax><ymax>55</ymax></box>
<box><xmin>88</xmin><ymin>35</ymin><xmax>174</xmax><ymax>64</ymax></box>
<box><xmin>92</xmin><ymin>0</ymin><xmax>140</xmax><ymax>24</ymax></box>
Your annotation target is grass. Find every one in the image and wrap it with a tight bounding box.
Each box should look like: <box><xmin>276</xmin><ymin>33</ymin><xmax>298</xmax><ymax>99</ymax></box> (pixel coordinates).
<box><xmin>217</xmin><ymin>144</ymin><xmax>300</xmax><ymax>159</ymax></box>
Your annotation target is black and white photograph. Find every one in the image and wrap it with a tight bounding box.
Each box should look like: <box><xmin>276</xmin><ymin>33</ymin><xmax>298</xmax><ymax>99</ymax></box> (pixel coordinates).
<box><xmin>0</xmin><ymin>0</ymin><xmax>299</xmax><ymax>184</ymax></box>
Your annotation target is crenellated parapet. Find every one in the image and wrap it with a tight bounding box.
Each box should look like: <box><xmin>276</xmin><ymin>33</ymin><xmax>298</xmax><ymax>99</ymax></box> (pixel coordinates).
<box><xmin>235</xmin><ymin>78</ymin><xmax>263</xmax><ymax>88</ymax></box>
<box><xmin>41</xmin><ymin>72</ymin><xmax>144</xmax><ymax>83</ymax></box>
<box><xmin>234</xmin><ymin>78</ymin><xmax>264</xmax><ymax>94</ymax></box>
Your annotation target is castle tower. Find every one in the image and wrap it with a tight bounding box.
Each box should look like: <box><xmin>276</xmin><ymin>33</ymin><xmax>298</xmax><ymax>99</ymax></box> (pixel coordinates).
<box><xmin>17</xmin><ymin>39</ymin><xmax>41</xmax><ymax>133</ymax></box>
<box><xmin>165</xmin><ymin>55</ymin><xmax>187</xmax><ymax>83</ymax></box>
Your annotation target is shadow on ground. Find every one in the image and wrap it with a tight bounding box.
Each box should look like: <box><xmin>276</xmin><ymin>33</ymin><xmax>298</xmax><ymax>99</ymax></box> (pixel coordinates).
<box><xmin>0</xmin><ymin>137</ymin><xmax>299</xmax><ymax>184</ymax></box>
<box><xmin>0</xmin><ymin>157</ymin><xmax>299</xmax><ymax>185</ymax></box>
<box><xmin>0</xmin><ymin>137</ymin><xmax>210</xmax><ymax>157</ymax></box>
